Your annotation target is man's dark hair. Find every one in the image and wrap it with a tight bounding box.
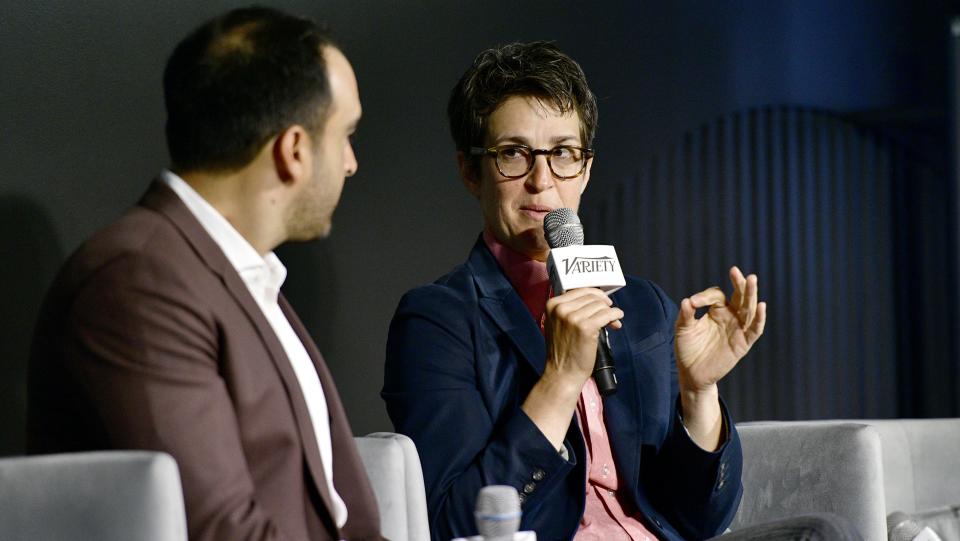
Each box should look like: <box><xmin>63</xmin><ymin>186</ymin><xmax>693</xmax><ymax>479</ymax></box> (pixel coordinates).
<box><xmin>447</xmin><ymin>41</ymin><xmax>598</xmax><ymax>157</ymax></box>
<box><xmin>164</xmin><ymin>7</ymin><xmax>335</xmax><ymax>172</ymax></box>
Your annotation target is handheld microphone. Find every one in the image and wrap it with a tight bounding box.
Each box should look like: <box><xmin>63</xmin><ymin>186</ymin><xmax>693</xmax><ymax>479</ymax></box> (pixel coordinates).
<box><xmin>543</xmin><ymin>208</ymin><xmax>625</xmax><ymax>396</ymax></box>
<box><xmin>888</xmin><ymin>511</ymin><xmax>943</xmax><ymax>541</ymax></box>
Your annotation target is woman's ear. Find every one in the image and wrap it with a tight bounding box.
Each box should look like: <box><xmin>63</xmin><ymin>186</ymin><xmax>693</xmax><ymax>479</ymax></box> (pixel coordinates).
<box><xmin>457</xmin><ymin>151</ymin><xmax>481</xmax><ymax>199</ymax></box>
<box><xmin>579</xmin><ymin>156</ymin><xmax>594</xmax><ymax>195</ymax></box>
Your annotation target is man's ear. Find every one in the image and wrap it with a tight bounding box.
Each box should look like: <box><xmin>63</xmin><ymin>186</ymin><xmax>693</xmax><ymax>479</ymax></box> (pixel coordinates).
<box><xmin>457</xmin><ymin>151</ymin><xmax>481</xmax><ymax>199</ymax></box>
<box><xmin>272</xmin><ymin>125</ymin><xmax>311</xmax><ymax>184</ymax></box>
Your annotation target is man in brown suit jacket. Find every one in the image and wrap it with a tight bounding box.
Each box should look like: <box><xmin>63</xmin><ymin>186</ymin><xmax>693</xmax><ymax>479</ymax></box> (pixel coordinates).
<box><xmin>27</xmin><ymin>7</ymin><xmax>382</xmax><ymax>540</ymax></box>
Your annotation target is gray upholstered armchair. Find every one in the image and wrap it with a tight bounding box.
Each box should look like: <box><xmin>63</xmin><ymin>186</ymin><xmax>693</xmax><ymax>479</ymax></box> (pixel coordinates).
<box><xmin>0</xmin><ymin>436</ymin><xmax>429</xmax><ymax>541</ymax></box>
<box><xmin>359</xmin><ymin>421</ymin><xmax>960</xmax><ymax>541</ymax></box>
<box><xmin>353</xmin><ymin>425</ymin><xmax>884</xmax><ymax>540</ymax></box>
<box><xmin>0</xmin><ymin>451</ymin><xmax>187</xmax><ymax>541</ymax></box>
<box><xmin>730</xmin><ymin>419</ymin><xmax>960</xmax><ymax>540</ymax></box>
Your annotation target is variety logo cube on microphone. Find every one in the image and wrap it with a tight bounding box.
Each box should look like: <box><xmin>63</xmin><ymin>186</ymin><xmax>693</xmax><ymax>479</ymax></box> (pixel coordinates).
<box><xmin>543</xmin><ymin>208</ymin><xmax>625</xmax><ymax>295</ymax></box>
<box><xmin>547</xmin><ymin>245</ymin><xmax>625</xmax><ymax>294</ymax></box>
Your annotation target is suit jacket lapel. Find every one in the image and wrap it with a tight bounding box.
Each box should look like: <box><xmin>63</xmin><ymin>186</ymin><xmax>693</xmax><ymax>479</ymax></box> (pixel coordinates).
<box><xmin>467</xmin><ymin>238</ymin><xmax>547</xmax><ymax>376</ymax></box>
<box><xmin>281</xmin><ymin>297</ymin><xmax>382</xmax><ymax>539</ymax></box>
<box><xmin>220</xmin><ymin>277</ymin><xmax>337</xmax><ymax>531</ymax></box>
<box><xmin>597</xmin><ymin>305</ymin><xmax>642</xmax><ymax>484</ymax></box>
<box><xmin>139</xmin><ymin>180</ymin><xmax>337</xmax><ymax>531</ymax></box>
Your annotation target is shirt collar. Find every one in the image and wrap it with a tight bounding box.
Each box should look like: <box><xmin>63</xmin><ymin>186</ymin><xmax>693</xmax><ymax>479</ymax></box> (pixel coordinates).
<box><xmin>482</xmin><ymin>229</ymin><xmax>550</xmax><ymax>323</ymax></box>
<box><xmin>159</xmin><ymin>170</ymin><xmax>287</xmax><ymax>300</ymax></box>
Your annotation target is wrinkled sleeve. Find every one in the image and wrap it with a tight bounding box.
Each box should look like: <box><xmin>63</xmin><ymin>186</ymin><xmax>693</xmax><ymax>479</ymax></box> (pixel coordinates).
<box><xmin>641</xmin><ymin>281</ymin><xmax>744</xmax><ymax>539</ymax></box>
<box><xmin>382</xmin><ymin>285</ymin><xmax>573</xmax><ymax>540</ymax></box>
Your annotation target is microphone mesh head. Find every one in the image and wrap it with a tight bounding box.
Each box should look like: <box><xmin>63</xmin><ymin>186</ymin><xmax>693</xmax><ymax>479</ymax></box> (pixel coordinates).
<box><xmin>887</xmin><ymin>511</ymin><xmax>922</xmax><ymax>541</ymax></box>
<box><xmin>475</xmin><ymin>485</ymin><xmax>521</xmax><ymax>540</ymax></box>
<box><xmin>543</xmin><ymin>208</ymin><xmax>584</xmax><ymax>248</ymax></box>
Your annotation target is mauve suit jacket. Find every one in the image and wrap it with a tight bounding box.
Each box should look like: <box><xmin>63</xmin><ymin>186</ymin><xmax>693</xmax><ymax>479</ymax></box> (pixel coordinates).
<box><xmin>28</xmin><ymin>180</ymin><xmax>382</xmax><ymax>541</ymax></box>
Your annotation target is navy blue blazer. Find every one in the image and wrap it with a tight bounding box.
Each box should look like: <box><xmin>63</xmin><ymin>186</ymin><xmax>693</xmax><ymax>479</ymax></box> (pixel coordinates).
<box><xmin>383</xmin><ymin>238</ymin><xmax>742</xmax><ymax>541</ymax></box>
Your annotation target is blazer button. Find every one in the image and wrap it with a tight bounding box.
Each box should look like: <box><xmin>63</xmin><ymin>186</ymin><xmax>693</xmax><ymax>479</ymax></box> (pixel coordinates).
<box><xmin>532</xmin><ymin>468</ymin><xmax>546</xmax><ymax>481</ymax></box>
<box><xmin>523</xmin><ymin>482</ymin><xmax>536</xmax><ymax>494</ymax></box>
<box><xmin>518</xmin><ymin>492</ymin><xmax>527</xmax><ymax>505</ymax></box>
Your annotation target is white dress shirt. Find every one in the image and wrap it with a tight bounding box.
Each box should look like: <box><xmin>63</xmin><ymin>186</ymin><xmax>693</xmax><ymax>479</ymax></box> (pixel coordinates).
<box><xmin>160</xmin><ymin>170</ymin><xmax>349</xmax><ymax>528</ymax></box>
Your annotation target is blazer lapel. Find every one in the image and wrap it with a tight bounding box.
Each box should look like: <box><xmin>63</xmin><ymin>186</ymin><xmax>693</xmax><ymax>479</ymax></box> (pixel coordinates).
<box><xmin>139</xmin><ymin>180</ymin><xmax>337</xmax><ymax>530</ymax></box>
<box><xmin>220</xmin><ymin>275</ymin><xmax>338</xmax><ymax>531</ymax></box>
<box><xmin>467</xmin><ymin>238</ymin><xmax>547</xmax><ymax>376</ymax></box>
<box><xmin>597</xmin><ymin>307</ymin><xmax>642</xmax><ymax>485</ymax></box>
<box><xmin>281</xmin><ymin>297</ymin><xmax>382</xmax><ymax>538</ymax></box>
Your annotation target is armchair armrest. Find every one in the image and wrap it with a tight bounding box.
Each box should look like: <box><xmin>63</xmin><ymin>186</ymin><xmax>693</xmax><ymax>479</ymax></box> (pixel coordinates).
<box><xmin>730</xmin><ymin>421</ymin><xmax>886</xmax><ymax>541</ymax></box>
<box><xmin>355</xmin><ymin>432</ymin><xmax>430</xmax><ymax>541</ymax></box>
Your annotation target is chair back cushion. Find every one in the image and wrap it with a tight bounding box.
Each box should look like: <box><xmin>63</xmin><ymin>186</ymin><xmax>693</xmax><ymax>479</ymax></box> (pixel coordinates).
<box><xmin>732</xmin><ymin>421</ymin><xmax>886</xmax><ymax>541</ymax></box>
<box><xmin>0</xmin><ymin>451</ymin><xmax>187</xmax><ymax>541</ymax></box>
<box><xmin>863</xmin><ymin>419</ymin><xmax>960</xmax><ymax>514</ymax></box>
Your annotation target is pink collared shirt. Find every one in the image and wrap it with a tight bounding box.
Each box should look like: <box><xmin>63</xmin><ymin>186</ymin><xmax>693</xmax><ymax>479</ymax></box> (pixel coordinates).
<box><xmin>483</xmin><ymin>231</ymin><xmax>657</xmax><ymax>541</ymax></box>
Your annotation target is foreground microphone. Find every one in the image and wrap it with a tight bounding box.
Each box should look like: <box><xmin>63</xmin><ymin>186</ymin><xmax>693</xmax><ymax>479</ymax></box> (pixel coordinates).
<box><xmin>475</xmin><ymin>486</ymin><xmax>521</xmax><ymax>540</ymax></box>
<box><xmin>450</xmin><ymin>486</ymin><xmax>536</xmax><ymax>541</ymax></box>
<box><xmin>543</xmin><ymin>208</ymin><xmax>625</xmax><ymax>396</ymax></box>
<box><xmin>888</xmin><ymin>511</ymin><xmax>943</xmax><ymax>541</ymax></box>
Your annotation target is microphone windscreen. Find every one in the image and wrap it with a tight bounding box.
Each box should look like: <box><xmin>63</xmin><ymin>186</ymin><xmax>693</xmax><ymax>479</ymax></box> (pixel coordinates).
<box><xmin>887</xmin><ymin>511</ymin><xmax>922</xmax><ymax>541</ymax></box>
<box><xmin>543</xmin><ymin>208</ymin><xmax>584</xmax><ymax>248</ymax></box>
<box><xmin>475</xmin><ymin>485</ymin><xmax>521</xmax><ymax>540</ymax></box>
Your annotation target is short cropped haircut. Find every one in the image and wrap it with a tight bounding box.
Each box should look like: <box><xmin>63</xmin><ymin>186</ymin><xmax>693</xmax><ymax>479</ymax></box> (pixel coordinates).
<box><xmin>164</xmin><ymin>7</ymin><xmax>335</xmax><ymax>172</ymax></box>
<box><xmin>447</xmin><ymin>41</ymin><xmax>598</xmax><ymax>156</ymax></box>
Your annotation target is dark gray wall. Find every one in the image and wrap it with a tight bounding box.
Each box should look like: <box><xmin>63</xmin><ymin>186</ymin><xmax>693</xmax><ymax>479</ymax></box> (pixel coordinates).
<box><xmin>1</xmin><ymin>0</ymin><xmax>952</xmax><ymax>453</ymax></box>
